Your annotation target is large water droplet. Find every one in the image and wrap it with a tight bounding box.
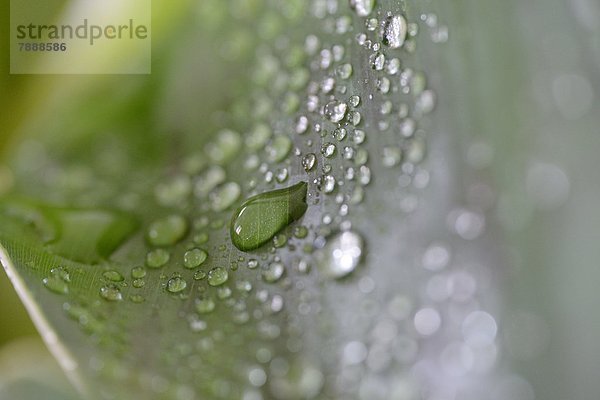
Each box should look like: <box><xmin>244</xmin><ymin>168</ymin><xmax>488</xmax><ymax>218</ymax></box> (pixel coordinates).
<box><xmin>383</xmin><ymin>15</ymin><xmax>407</xmax><ymax>49</ymax></box>
<box><xmin>230</xmin><ymin>182</ymin><xmax>308</xmax><ymax>252</ymax></box>
<box><xmin>317</xmin><ymin>231</ymin><xmax>364</xmax><ymax>279</ymax></box>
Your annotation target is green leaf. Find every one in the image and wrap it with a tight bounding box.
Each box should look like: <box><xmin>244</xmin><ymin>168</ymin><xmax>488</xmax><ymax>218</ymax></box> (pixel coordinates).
<box><xmin>2</xmin><ymin>0</ymin><xmax>599</xmax><ymax>399</ymax></box>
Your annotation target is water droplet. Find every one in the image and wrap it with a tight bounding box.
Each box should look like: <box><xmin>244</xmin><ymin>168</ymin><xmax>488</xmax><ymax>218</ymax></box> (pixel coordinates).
<box><xmin>130</xmin><ymin>294</ymin><xmax>145</xmax><ymax>303</ymax></box>
<box><xmin>322</xmin><ymin>175</ymin><xmax>336</xmax><ymax>193</ymax></box>
<box><xmin>207</xmin><ymin>267</ymin><xmax>228</xmax><ymax>286</ymax></box>
<box><xmin>383</xmin><ymin>15</ymin><xmax>408</xmax><ymax>49</ymax></box>
<box><xmin>102</xmin><ymin>270</ymin><xmax>124</xmax><ymax>282</ymax></box>
<box><xmin>324</xmin><ymin>100</ymin><xmax>348</xmax><ymax>123</ymax></box>
<box><xmin>302</xmin><ymin>153</ymin><xmax>317</xmax><ymax>172</ymax></box>
<box><xmin>276</xmin><ymin>168</ymin><xmax>289</xmax><ymax>183</ymax></box>
<box><xmin>273</xmin><ymin>233</ymin><xmax>287</xmax><ymax>248</ymax></box>
<box><xmin>166</xmin><ymin>276</ymin><xmax>187</xmax><ymax>293</ymax></box>
<box><xmin>194</xmin><ymin>166</ymin><xmax>226</xmax><ymax>198</ymax></box>
<box><xmin>294</xmin><ymin>226</ymin><xmax>308</xmax><ymax>239</ymax></box>
<box><xmin>193</xmin><ymin>270</ymin><xmax>206</xmax><ymax>280</ymax></box>
<box><xmin>230</xmin><ymin>182</ymin><xmax>308</xmax><ymax>252</ymax></box>
<box><xmin>132</xmin><ymin>278</ymin><xmax>145</xmax><ymax>288</ymax></box>
<box><xmin>246</xmin><ymin>124</ymin><xmax>272</xmax><ymax>151</ymax></box>
<box><xmin>146</xmin><ymin>215</ymin><xmax>188</xmax><ymax>247</ymax></box>
<box><xmin>382</xmin><ymin>147</ymin><xmax>403</xmax><ymax>167</ymax></box>
<box><xmin>350</xmin><ymin>0</ymin><xmax>375</xmax><ymax>17</ymax></box>
<box><xmin>183</xmin><ymin>248</ymin><xmax>208</xmax><ymax>269</ymax></box>
<box><xmin>399</xmin><ymin>118</ymin><xmax>416</xmax><ymax>137</ymax></box>
<box><xmin>100</xmin><ymin>284</ymin><xmax>123</xmax><ymax>301</ymax></box>
<box><xmin>347</xmin><ymin>110</ymin><xmax>362</xmax><ymax>126</ymax></box>
<box><xmin>295</xmin><ymin>116</ymin><xmax>309</xmax><ymax>134</ymax></box>
<box><xmin>335</xmin><ymin>64</ymin><xmax>353</xmax><ymax>80</ymax></box>
<box><xmin>205</xmin><ymin>130</ymin><xmax>242</xmax><ymax>165</ymax></box>
<box><xmin>321</xmin><ymin>143</ymin><xmax>336</xmax><ymax>158</ymax></box>
<box><xmin>43</xmin><ymin>275</ymin><xmax>69</xmax><ymax>295</ymax></box>
<box><xmin>247</xmin><ymin>259</ymin><xmax>259</xmax><ymax>269</ymax></box>
<box><xmin>370</xmin><ymin>52</ymin><xmax>385</xmax><ymax>70</ymax></box>
<box><xmin>210</xmin><ymin>182</ymin><xmax>241</xmax><ymax>212</ymax></box>
<box><xmin>317</xmin><ymin>231</ymin><xmax>364</xmax><ymax>279</ymax></box>
<box><xmin>154</xmin><ymin>175</ymin><xmax>191</xmax><ymax>207</ymax></box>
<box><xmin>333</xmin><ymin>128</ymin><xmax>347</xmax><ymax>141</ymax></box>
<box><xmin>266</xmin><ymin>136</ymin><xmax>293</xmax><ymax>163</ymax></box>
<box><xmin>195</xmin><ymin>296</ymin><xmax>216</xmax><ymax>314</ymax></box>
<box><xmin>262</xmin><ymin>262</ymin><xmax>285</xmax><ymax>283</ymax></box>
<box><xmin>146</xmin><ymin>248</ymin><xmax>170</xmax><ymax>268</ymax></box>
<box><xmin>349</xmin><ymin>95</ymin><xmax>361</xmax><ymax>108</ymax></box>
<box><xmin>131</xmin><ymin>266</ymin><xmax>146</xmax><ymax>279</ymax></box>
<box><xmin>406</xmin><ymin>138</ymin><xmax>426</xmax><ymax>164</ymax></box>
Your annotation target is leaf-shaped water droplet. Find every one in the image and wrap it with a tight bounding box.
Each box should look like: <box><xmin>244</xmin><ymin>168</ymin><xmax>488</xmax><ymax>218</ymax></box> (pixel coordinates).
<box><xmin>230</xmin><ymin>181</ymin><xmax>308</xmax><ymax>252</ymax></box>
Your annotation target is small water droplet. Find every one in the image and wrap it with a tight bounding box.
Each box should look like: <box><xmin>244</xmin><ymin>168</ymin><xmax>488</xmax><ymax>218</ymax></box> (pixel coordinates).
<box><xmin>230</xmin><ymin>182</ymin><xmax>308</xmax><ymax>252</ymax></box>
<box><xmin>102</xmin><ymin>270</ymin><xmax>124</xmax><ymax>282</ymax></box>
<box><xmin>205</xmin><ymin>130</ymin><xmax>242</xmax><ymax>165</ymax></box>
<box><xmin>302</xmin><ymin>153</ymin><xmax>317</xmax><ymax>172</ymax></box>
<box><xmin>295</xmin><ymin>116</ymin><xmax>309</xmax><ymax>134</ymax></box>
<box><xmin>321</xmin><ymin>143</ymin><xmax>337</xmax><ymax>158</ymax></box>
<box><xmin>370</xmin><ymin>52</ymin><xmax>385</xmax><ymax>70</ymax></box>
<box><xmin>294</xmin><ymin>226</ymin><xmax>308</xmax><ymax>239</ymax></box>
<box><xmin>193</xmin><ymin>270</ymin><xmax>206</xmax><ymax>280</ymax></box>
<box><xmin>194</xmin><ymin>166</ymin><xmax>226</xmax><ymax>198</ymax></box>
<box><xmin>349</xmin><ymin>95</ymin><xmax>361</xmax><ymax>108</ymax></box>
<box><xmin>130</xmin><ymin>294</ymin><xmax>145</xmax><ymax>303</ymax></box>
<box><xmin>195</xmin><ymin>296</ymin><xmax>216</xmax><ymax>314</ymax></box>
<box><xmin>324</xmin><ymin>100</ymin><xmax>348</xmax><ymax>123</ymax></box>
<box><xmin>100</xmin><ymin>284</ymin><xmax>123</xmax><ymax>301</ymax></box>
<box><xmin>350</xmin><ymin>0</ymin><xmax>375</xmax><ymax>17</ymax></box>
<box><xmin>247</xmin><ymin>259</ymin><xmax>259</xmax><ymax>269</ymax></box>
<box><xmin>322</xmin><ymin>175</ymin><xmax>336</xmax><ymax>193</ymax></box>
<box><xmin>208</xmin><ymin>267</ymin><xmax>228</xmax><ymax>286</ymax></box>
<box><xmin>262</xmin><ymin>262</ymin><xmax>285</xmax><ymax>283</ymax></box>
<box><xmin>132</xmin><ymin>278</ymin><xmax>145</xmax><ymax>288</ymax></box>
<box><xmin>146</xmin><ymin>215</ymin><xmax>188</xmax><ymax>247</ymax></box>
<box><xmin>273</xmin><ymin>233</ymin><xmax>287</xmax><ymax>248</ymax></box>
<box><xmin>210</xmin><ymin>182</ymin><xmax>241</xmax><ymax>212</ymax></box>
<box><xmin>183</xmin><ymin>248</ymin><xmax>208</xmax><ymax>269</ymax></box>
<box><xmin>317</xmin><ymin>231</ymin><xmax>364</xmax><ymax>279</ymax></box>
<box><xmin>146</xmin><ymin>248</ymin><xmax>170</xmax><ymax>268</ymax></box>
<box><xmin>166</xmin><ymin>276</ymin><xmax>188</xmax><ymax>293</ymax></box>
<box><xmin>267</xmin><ymin>136</ymin><xmax>293</xmax><ymax>163</ymax></box>
<box><xmin>131</xmin><ymin>266</ymin><xmax>146</xmax><ymax>279</ymax></box>
<box><xmin>335</xmin><ymin>63</ymin><xmax>353</xmax><ymax>80</ymax></box>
